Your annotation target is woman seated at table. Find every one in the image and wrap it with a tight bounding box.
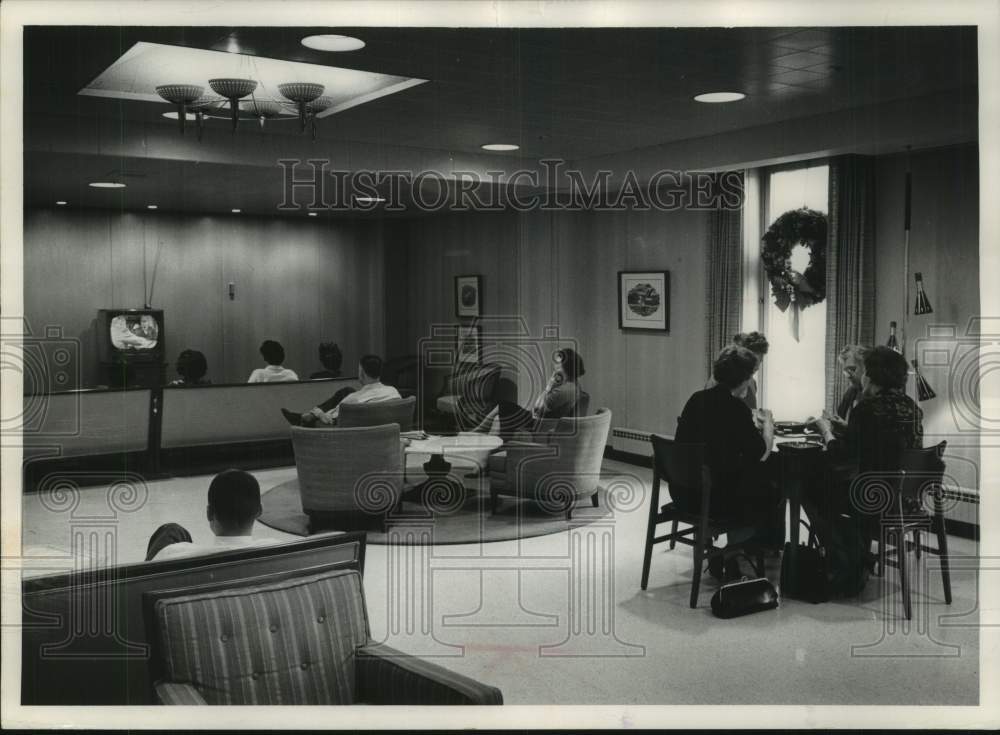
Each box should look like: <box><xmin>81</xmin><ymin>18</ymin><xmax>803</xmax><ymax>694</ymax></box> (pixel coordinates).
<box><xmin>675</xmin><ymin>345</ymin><xmax>781</xmax><ymax>579</ymax></box>
<box><xmin>705</xmin><ymin>331</ymin><xmax>769</xmax><ymax>410</ymax></box>
<box><xmin>824</xmin><ymin>343</ymin><xmax>870</xmax><ymax>437</ymax></box>
<box><xmin>807</xmin><ymin>346</ymin><xmax>924</xmax><ymax>563</ymax></box>
<box><xmin>473</xmin><ymin>348</ymin><xmax>587</xmax><ymax>439</ymax></box>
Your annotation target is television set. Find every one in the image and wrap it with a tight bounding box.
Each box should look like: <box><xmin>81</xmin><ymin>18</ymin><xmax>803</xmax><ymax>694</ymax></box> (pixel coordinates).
<box><xmin>97</xmin><ymin>309</ymin><xmax>165</xmax><ymax>364</ymax></box>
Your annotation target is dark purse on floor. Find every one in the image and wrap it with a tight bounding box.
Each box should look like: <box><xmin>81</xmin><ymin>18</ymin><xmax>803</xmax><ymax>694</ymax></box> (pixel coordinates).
<box><xmin>710</xmin><ymin>577</ymin><xmax>779</xmax><ymax>619</ymax></box>
<box><xmin>779</xmin><ymin>542</ymin><xmax>831</xmax><ymax>603</ymax></box>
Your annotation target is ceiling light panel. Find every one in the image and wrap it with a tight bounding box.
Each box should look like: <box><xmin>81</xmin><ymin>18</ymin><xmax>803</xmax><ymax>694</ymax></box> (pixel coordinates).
<box><xmin>79</xmin><ymin>41</ymin><xmax>427</xmax><ymax>119</ymax></box>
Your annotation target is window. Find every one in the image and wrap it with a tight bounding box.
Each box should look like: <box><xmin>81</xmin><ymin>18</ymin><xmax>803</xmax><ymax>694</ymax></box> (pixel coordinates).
<box><xmin>750</xmin><ymin>163</ymin><xmax>829</xmax><ymax>420</ymax></box>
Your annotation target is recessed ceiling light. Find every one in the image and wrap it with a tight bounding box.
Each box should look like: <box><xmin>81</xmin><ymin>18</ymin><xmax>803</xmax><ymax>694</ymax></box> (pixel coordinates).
<box><xmin>55</xmin><ymin>200</ymin><xmax>67</xmax><ymax>205</ymax></box>
<box><xmin>481</xmin><ymin>143</ymin><xmax>520</xmax><ymax>151</ymax></box>
<box><xmin>231</xmin><ymin>208</ymin><xmax>242</xmax><ymax>213</ymax></box>
<box><xmin>355</xmin><ymin>196</ymin><xmax>386</xmax><ymax>204</ymax></box>
<box><xmin>162</xmin><ymin>111</ymin><xmax>198</xmax><ymax>121</ymax></box>
<box><xmin>147</xmin><ymin>204</ymin><xmax>158</xmax><ymax>210</ymax></box>
<box><xmin>693</xmin><ymin>91</ymin><xmax>746</xmax><ymax>103</ymax></box>
<box><xmin>301</xmin><ymin>34</ymin><xmax>366</xmax><ymax>52</ymax></box>
<box><xmin>88</xmin><ymin>182</ymin><xmax>127</xmax><ymax>189</ymax></box>
<box><xmin>308</xmin><ymin>212</ymin><xmax>318</xmax><ymax>217</ymax></box>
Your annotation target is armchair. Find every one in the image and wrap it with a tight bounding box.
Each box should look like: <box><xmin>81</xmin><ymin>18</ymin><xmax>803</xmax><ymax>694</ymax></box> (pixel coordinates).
<box><xmin>435</xmin><ymin>363</ymin><xmax>502</xmax><ymax>430</ymax></box>
<box><xmin>338</xmin><ymin>396</ymin><xmax>416</xmax><ymax>430</ymax></box>
<box><xmin>145</xmin><ymin>567</ymin><xmax>502</xmax><ymax>705</ymax></box>
<box><xmin>487</xmin><ymin>408</ymin><xmax>611</xmax><ymax>519</ymax></box>
<box><xmin>291</xmin><ymin>424</ymin><xmax>404</xmax><ymax>530</ymax></box>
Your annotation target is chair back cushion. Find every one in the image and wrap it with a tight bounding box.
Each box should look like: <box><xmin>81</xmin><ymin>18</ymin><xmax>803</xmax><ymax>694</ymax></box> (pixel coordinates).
<box><xmin>153</xmin><ymin>568</ymin><xmax>369</xmax><ymax>705</ymax></box>
<box><xmin>291</xmin><ymin>424</ymin><xmax>402</xmax><ymax>513</ymax></box>
<box><xmin>522</xmin><ymin>408</ymin><xmax>611</xmax><ymax>498</ymax></box>
<box><xmin>338</xmin><ymin>396</ymin><xmax>416</xmax><ymax>430</ymax></box>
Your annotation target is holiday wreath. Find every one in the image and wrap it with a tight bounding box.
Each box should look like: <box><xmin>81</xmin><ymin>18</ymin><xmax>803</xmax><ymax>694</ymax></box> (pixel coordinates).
<box><xmin>760</xmin><ymin>207</ymin><xmax>827</xmax><ymax>311</ymax></box>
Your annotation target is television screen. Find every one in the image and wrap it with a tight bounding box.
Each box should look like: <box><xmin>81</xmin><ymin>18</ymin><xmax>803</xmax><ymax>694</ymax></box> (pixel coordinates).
<box><xmin>98</xmin><ymin>309</ymin><xmax>164</xmax><ymax>364</ymax></box>
<box><xmin>109</xmin><ymin>313</ymin><xmax>159</xmax><ymax>351</ymax></box>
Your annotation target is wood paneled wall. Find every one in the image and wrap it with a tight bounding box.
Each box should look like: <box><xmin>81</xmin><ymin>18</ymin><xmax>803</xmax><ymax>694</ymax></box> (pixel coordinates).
<box><xmin>874</xmin><ymin>143</ymin><xmax>980</xmax><ymax>490</ymax></box>
<box><xmin>385</xmin><ymin>206</ymin><xmax>710</xmax><ymax>439</ymax></box>
<box><xmin>24</xmin><ymin>209</ymin><xmax>385</xmax><ymax>388</ymax></box>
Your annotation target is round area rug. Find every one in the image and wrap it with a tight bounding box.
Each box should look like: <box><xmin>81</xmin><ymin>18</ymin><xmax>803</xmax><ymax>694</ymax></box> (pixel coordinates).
<box><xmin>258</xmin><ymin>478</ymin><xmax>613</xmax><ymax>545</ymax></box>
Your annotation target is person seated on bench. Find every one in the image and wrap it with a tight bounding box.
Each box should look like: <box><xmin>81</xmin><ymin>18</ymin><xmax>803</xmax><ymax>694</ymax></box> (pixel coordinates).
<box><xmin>281</xmin><ymin>354</ymin><xmax>401</xmax><ymax>427</ymax></box>
<box><xmin>169</xmin><ymin>348</ymin><xmax>211</xmax><ymax>386</ymax></box>
<box><xmin>309</xmin><ymin>341</ymin><xmax>344</xmax><ymax>380</ymax></box>
<box><xmin>247</xmin><ymin>340</ymin><xmax>299</xmax><ymax>383</ymax></box>
<box><xmin>145</xmin><ymin>469</ymin><xmax>277</xmax><ymax>562</ymax></box>
<box><xmin>473</xmin><ymin>348</ymin><xmax>586</xmax><ymax>438</ymax></box>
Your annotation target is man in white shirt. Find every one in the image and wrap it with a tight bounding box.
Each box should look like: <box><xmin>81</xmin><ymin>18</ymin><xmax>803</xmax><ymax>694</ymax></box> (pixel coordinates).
<box><xmin>145</xmin><ymin>469</ymin><xmax>278</xmax><ymax>562</ymax></box>
<box><xmin>247</xmin><ymin>340</ymin><xmax>299</xmax><ymax>383</ymax></box>
<box><xmin>281</xmin><ymin>354</ymin><xmax>401</xmax><ymax>426</ymax></box>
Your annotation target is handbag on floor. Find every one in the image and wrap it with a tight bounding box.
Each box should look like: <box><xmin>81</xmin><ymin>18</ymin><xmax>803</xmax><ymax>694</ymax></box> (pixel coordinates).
<box><xmin>710</xmin><ymin>577</ymin><xmax>779</xmax><ymax>619</ymax></box>
<box><xmin>779</xmin><ymin>542</ymin><xmax>831</xmax><ymax>603</ymax></box>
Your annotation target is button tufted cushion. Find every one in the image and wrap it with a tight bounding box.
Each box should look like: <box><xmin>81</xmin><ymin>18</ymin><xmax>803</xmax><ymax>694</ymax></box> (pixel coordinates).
<box><xmin>154</xmin><ymin>568</ymin><xmax>369</xmax><ymax>705</ymax></box>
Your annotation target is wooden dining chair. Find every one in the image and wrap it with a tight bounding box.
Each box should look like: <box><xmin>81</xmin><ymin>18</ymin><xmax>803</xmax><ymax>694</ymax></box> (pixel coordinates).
<box><xmin>876</xmin><ymin>441</ymin><xmax>952</xmax><ymax>620</ymax></box>
<box><xmin>642</xmin><ymin>434</ymin><xmax>764</xmax><ymax>608</ymax></box>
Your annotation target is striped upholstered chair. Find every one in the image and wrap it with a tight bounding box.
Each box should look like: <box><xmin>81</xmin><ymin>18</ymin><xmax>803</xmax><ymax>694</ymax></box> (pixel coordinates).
<box><xmin>291</xmin><ymin>424</ymin><xmax>404</xmax><ymax>530</ymax></box>
<box><xmin>145</xmin><ymin>566</ymin><xmax>502</xmax><ymax>705</ymax></box>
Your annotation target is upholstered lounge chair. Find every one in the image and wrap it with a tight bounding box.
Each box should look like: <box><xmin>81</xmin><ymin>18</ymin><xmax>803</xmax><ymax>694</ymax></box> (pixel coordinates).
<box><xmin>145</xmin><ymin>566</ymin><xmax>503</xmax><ymax>705</ymax></box>
<box><xmin>435</xmin><ymin>363</ymin><xmax>502</xmax><ymax>430</ymax></box>
<box><xmin>338</xmin><ymin>395</ymin><xmax>416</xmax><ymax>429</ymax></box>
<box><xmin>487</xmin><ymin>408</ymin><xmax>611</xmax><ymax>519</ymax></box>
<box><xmin>291</xmin><ymin>424</ymin><xmax>404</xmax><ymax>530</ymax></box>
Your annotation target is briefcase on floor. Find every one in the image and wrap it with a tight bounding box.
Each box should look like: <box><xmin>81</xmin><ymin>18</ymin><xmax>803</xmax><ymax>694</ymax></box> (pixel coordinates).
<box><xmin>710</xmin><ymin>577</ymin><xmax>779</xmax><ymax>619</ymax></box>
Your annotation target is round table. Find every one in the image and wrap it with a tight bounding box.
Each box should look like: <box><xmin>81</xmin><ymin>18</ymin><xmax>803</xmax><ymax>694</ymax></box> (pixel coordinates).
<box><xmin>402</xmin><ymin>432</ymin><xmax>504</xmax><ymax>506</ymax></box>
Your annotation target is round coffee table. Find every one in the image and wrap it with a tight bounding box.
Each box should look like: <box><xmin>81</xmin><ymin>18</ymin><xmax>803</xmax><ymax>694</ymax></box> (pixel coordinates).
<box><xmin>402</xmin><ymin>432</ymin><xmax>503</xmax><ymax>506</ymax></box>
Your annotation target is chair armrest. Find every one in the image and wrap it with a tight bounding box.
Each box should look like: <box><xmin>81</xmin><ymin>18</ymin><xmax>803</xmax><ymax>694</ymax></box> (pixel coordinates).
<box><xmin>154</xmin><ymin>682</ymin><xmax>208</xmax><ymax>705</ymax></box>
<box><xmin>355</xmin><ymin>642</ymin><xmax>503</xmax><ymax>705</ymax></box>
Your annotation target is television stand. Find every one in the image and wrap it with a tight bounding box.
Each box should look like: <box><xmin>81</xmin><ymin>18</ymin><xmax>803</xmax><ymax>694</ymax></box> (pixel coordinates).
<box><xmin>102</xmin><ymin>361</ymin><xmax>166</xmax><ymax>389</ymax></box>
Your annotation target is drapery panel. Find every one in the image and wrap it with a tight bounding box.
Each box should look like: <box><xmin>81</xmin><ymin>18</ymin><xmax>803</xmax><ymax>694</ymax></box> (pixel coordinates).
<box><xmin>705</xmin><ymin>172</ymin><xmax>745</xmax><ymax>371</ymax></box>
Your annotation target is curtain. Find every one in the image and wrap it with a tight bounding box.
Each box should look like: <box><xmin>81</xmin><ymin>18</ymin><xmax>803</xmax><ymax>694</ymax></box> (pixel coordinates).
<box><xmin>824</xmin><ymin>155</ymin><xmax>876</xmax><ymax>409</ymax></box>
<box><xmin>705</xmin><ymin>171</ymin><xmax>745</xmax><ymax>371</ymax></box>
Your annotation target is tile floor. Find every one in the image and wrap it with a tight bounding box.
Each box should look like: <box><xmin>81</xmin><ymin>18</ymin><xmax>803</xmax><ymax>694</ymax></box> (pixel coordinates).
<box><xmin>19</xmin><ymin>458</ymin><xmax>979</xmax><ymax>705</ymax></box>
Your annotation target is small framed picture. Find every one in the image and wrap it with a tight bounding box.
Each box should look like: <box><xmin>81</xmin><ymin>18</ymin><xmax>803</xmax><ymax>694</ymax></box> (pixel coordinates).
<box><xmin>456</xmin><ymin>323</ymin><xmax>482</xmax><ymax>364</ymax></box>
<box><xmin>618</xmin><ymin>271</ymin><xmax>670</xmax><ymax>331</ymax></box>
<box><xmin>455</xmin><ymin>274</ymin><xmax>483</xmax><ymax>318</ymax></box>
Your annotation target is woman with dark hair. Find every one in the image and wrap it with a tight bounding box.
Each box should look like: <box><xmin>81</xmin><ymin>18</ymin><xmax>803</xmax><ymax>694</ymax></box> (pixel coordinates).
<box><xmin>169</xmin><ymin>349</ymin><xmax>211</xmax><ymax>386</ymax></box>
<box><xmin>309</xmin><ymin>342</ymin><xmax>343</xmax><ymax>380</ymax></box>
<box><xmin>675</xmin><ymin>345</ymin><xmax>780</xmax><ymax>580</ymax></box>
<box><xmin>806</xmin><ymin>346</ymin><xmax>924</xmax><ymax>582</ymax></box>
<box><xmin>247</xmin><ymin>340</ymin><xmax>298</xmax><ymax>383</ymax></box>
<box><xmin>705</xmin><ymin>331</ymin><xmax>769</xmax><ymax>410</ymax></box>
<box><xmin>474</xmin><ymin>347</ymin><xmax>589</xmax><ymax>438</ymax></box>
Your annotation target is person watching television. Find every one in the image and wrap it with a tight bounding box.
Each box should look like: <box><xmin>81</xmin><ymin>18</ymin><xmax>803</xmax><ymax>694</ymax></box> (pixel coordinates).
<box><xmin>247</xmin><ymin>340</ymin><xmax>298</xmax><ymax>383</ymax></box>
<box><xmin>281</xmin><ymin>353</ymin><xmax>400</xmax><ymax>427</ymax></box>
<box><xmin>145</xmin><ymin>469</ymin><xmax>278</xmax><ymax>562</ymax></box>
<box><xmin>309</xmin><ymin>342</ymin><xmax>344</xmax><ymax>380</ymax></box>
<box><xmin>169</xmin><ymin>349</ymin><xmax>211</xmax><ymax>386</ymax></box>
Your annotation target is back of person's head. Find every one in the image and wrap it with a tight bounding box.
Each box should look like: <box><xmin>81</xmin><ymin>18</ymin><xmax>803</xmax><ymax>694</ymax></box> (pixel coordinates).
<box><xmin>838</xmin><ymin>343</ymin><xmax>871</xmax><ymax>364</ymax></box>
<box><xmin>733</xmin><ymin>331</ymin><xmax>769</xmax><ymax>357</ymax></box>
<box><xmin>260</xmin><ymin>340</ymin><xmax>285</xmax><ymax>366</ymax></box>
<box><xmin>712</xmin><ymin>345</ymin><xmax>759</xmax><ymax>389</ymax></box>
<box><xmin>207</xmin><ymin>469</ymin><xmax>261</xmax><ymax>530</ymax></box>
<box><xmin>176</xmin><ymin>349</ymin><xmax>208</xmax><ymax>383</ymax></box>
<box><xmin>555</xmin><ymin>348</ymin><xmax>586</xmax><ymax>381</ymax></box>
<box><xmin>359</xmin><ymin>354</ymin><xmax>383</xmax><ymax>380</ymax></box>
<box><xmin>318</xmin><ymin>342</ymin><xmax>343</xmax><ymax>372</ymax></box>
<box><xmin>864</xmin><ymin>346</ymin><xmax>908</xmax><ymax>391</ymax></box>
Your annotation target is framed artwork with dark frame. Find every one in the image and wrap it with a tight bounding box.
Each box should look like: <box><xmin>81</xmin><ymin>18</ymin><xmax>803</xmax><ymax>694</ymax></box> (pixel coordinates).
<box><xmin>618</xmin><ymin>270</ymin><xmax>670</xmax><ymax>332</ymax></box>
<box><xmin>455</xmin><ymin>274</ymin><xmax>483</xmax><ymax>318</ymax></box>
<box><xmin>456</xmin><ymin>322</ymin><xmax>482</xmax><ymax>364</ymax></box>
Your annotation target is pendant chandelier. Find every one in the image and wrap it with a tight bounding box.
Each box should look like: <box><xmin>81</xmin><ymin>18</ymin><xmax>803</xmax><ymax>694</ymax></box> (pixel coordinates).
<box><xmin>155</xmin><ymin>76</ymin><xmax>328</xmax><ymax>138</ymax></box>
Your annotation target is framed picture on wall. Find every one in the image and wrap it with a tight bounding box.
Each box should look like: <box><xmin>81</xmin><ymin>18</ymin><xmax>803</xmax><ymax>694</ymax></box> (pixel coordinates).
<box><xmin>618</xmin><ymin>270</ymin><xmax>670</xmax><ymax>332</ymax></box>
<box><xmin>455</xmin><ymin>275</ymin><xmax>483</xmax><ymax>318</ymax></box>
<box><xmin>456</xmin><ymin>323</ymin><xmax>482</xmax><ymax>364</ymax></box>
